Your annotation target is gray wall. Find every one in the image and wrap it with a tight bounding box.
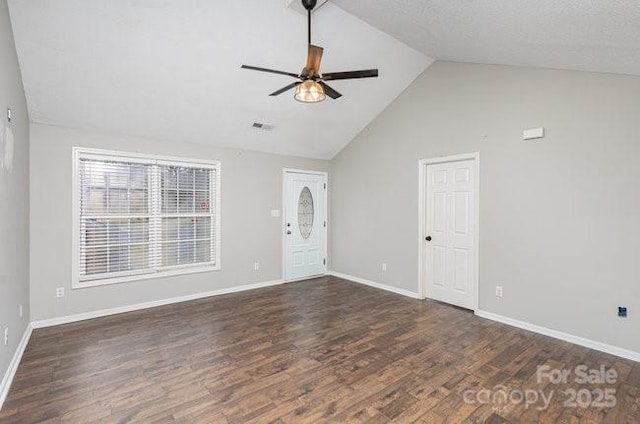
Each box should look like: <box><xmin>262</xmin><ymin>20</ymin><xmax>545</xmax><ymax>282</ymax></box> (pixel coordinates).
<box><xmin>0</xmin><ymin>0</ymin><xmax>30</xmax><ymax>385</ymax></box>
<box><xmin>331</xmin><ymin>61</ymin><xmax>640</xmax><ymax>353</ymax></box>
<box><xmin>30</xmin><ymin>123</ymin><xmax>330</xmax><ymax>321</ymax></box>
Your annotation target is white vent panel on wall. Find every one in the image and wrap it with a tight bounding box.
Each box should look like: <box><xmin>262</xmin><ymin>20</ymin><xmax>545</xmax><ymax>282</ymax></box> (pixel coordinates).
<box><xmin>523</xmin><ymin>128</ymin><xmax>545</xmax><ymax>141</ymax></box>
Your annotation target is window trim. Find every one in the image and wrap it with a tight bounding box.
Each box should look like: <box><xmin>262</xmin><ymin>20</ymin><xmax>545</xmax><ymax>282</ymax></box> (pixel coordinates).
<box><xmin>72</xmin><ymin>147</ymin><xmax>221</xmax><ymax>289</ymax></box>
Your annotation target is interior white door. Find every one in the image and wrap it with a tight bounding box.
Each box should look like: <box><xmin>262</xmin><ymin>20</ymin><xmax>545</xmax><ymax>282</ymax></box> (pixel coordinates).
<box><xmin>425</xmin><ymin>159</ymin><xmax>476</xmax><ymax>310</ymax></box>
<box><xmin>284</xmin><ymin>171</ymin><xmax>327</xmax><ymax>281</ymax></box>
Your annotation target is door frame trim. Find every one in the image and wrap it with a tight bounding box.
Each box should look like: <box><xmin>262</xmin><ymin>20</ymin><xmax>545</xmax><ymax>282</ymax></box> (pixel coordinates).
<box><xmin>418</xmin><ymin>153</ymin><xmax>480</xmax><ymax>311</ymax></box>
<box><xmin>282</xmin><ymin>168</ymin><xmax>329</xmax><ymax>282</ymax></box>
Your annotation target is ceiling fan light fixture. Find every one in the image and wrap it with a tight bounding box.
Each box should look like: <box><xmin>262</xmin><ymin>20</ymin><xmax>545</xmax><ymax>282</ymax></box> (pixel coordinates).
<box><xmin>241</xmin><ymin>0</ymin><xmax>377</xmax><ymax>102</ymax></box>
<box><xmin>294</xmin><ymin>80</ymin><xmax>326</xmax><ymax>103</ymax></box>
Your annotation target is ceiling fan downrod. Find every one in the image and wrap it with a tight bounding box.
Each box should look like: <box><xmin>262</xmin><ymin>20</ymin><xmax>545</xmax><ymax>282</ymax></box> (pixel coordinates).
<box><xmin>302</xmin><ymin>0</ymin><xmax>317</xmax><ymax>45</ymax></box>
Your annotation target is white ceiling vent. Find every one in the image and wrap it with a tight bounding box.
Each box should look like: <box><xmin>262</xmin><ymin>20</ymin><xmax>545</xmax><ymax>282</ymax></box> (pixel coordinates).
<box><xmin>252</xmin><ymin>122</ymin><xmax>273</xmax><ymax>131</ymax></box>
<box><xmin>285</xmin><ymin>0</ymin><xmax>329</xmax><ymax>15</ymax></box>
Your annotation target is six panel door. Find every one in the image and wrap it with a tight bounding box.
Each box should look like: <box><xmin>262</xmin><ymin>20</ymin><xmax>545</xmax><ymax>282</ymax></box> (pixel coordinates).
<box><xmin>425</xmin><ymin>159</ymin><xmax>476</xmax><ymax>309</ymax></box>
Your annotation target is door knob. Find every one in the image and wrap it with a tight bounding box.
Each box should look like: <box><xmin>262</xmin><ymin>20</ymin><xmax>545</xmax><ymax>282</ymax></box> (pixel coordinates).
<box><xmin>287</xmin><ymin>231</ymin><xmax>292</xmax><ymax>235</ymax></box>
<box><xmin>425</xmin><ymin>236</ymin><xmax>432</xmax><ymax>241</ymax></box>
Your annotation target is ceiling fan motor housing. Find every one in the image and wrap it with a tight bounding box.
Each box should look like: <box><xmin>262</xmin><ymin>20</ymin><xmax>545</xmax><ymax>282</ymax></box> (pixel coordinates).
<box><xmin>302</xmin><ymin>0</ymin><xmax>317</xmax><ymax>11</ymax></box>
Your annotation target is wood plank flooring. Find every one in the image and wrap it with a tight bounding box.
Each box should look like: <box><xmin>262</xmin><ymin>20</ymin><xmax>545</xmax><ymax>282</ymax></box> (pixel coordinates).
<box><xmin>1</xmin><ymin>276</ymin><xmax>639</xmax><ymax>423</ymax></box>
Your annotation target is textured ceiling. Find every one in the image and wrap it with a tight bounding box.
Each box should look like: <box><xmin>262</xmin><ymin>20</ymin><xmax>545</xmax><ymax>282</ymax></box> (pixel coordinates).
<box><xmin>7</xmin><ymin>0</ymin><xmax>431</xmax><ymax>159</ymax></box>
<box><xmin>332</xmin><ymin>0</ymin><xmax>640</xmax><ymax>76</ymax></box>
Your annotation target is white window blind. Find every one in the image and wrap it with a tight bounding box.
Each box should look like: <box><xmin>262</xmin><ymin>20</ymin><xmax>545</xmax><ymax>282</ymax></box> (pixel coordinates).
<box><xmin>74</xmin><ymin>149</ymin><xmax>220</xmax><ymax>287</ymax></box>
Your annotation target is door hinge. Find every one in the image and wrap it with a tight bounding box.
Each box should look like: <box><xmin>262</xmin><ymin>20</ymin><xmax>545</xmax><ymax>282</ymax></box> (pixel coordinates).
<box><xmin>324</xmin><ymin>183</ymin><xmax>327</xmax><ymax>189</ymax></box>
<box><xmin>324</xmin><ymin>258</ymin><xmax>326</xmax><ymax>265</ymax></box>
<box><xmin>324</xmin><ymin>220</ymin><xmax>327</xmax><ymax>228</ymax></box>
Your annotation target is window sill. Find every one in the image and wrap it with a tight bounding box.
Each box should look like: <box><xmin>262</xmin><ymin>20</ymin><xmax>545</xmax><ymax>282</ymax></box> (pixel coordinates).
<box><xmin>72</xmin><ymin>265</ymin><xmax>221</xmax><ymax>289</ymax></box>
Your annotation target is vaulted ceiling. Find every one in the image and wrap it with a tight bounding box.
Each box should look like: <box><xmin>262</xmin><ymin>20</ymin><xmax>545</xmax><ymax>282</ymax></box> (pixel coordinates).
<box><xmin>7</xmin><ymin>0</ymin><xmax>431</xmax><ymax>160</ymax></box>
<box><xmin>8</xmin><ymin>1</ymin><xmax>640</xmax><ymax>159</ymax></box>
<box><xmin>333</xmin><ymin>0</ymin><xmax>640</xmax><ymax>76</ymax></box>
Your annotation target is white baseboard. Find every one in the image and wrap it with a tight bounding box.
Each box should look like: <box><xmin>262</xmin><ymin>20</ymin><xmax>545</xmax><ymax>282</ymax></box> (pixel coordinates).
<box><xmin>328</xmin><ymin>271</ymin><xmax>422</xmax><ymax>299</ymax></box>
<box><xmin>31</xmin><ymin>279</ymin><xmax>285</xmax><ymax>329</ymax></box>
<box><xmin>0</xmin><ymin>324</ymin><xmax>32</xmax><ymax>411</ymax></box>
<box><xmin>284</xmin><ymin>273</ymin><xmax>327</xmax><ymax>283</ymax></box>
<box><xmin>475</xmin><ymin>310</ymin><xmax>640</xmax><ymax>363</ymax></box>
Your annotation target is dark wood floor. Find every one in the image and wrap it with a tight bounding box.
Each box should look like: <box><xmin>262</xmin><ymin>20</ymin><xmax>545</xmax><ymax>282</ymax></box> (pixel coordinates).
<box><xmin>1</xmin><ymin>276</ymin><xmax>639</xmax><ymax>423</ymax></box>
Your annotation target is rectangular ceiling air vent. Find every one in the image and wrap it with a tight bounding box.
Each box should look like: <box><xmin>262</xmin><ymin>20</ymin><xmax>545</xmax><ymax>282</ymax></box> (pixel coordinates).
<box><xmin>252</xmin><ymin>122</ymin><xmax>273</xmax><ymax>130</ymax></box>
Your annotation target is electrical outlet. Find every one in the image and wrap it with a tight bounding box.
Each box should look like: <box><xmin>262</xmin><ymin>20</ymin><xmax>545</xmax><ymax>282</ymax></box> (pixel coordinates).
<box><xmin>19</xmin><ymin>304</ymin><xmax>23</xmax><ymax>319</ymax></box>
<box><xmin>3</xmin><ymin>328</ymin><xmax>8</xmax><ymax>345</ymax></box>
<box><xmin>56</xmin><ymin>287</ymin><xmax>65</xmax><ymax>298</ymax></box>
<box><xmin>495</xmin><ymin>286</ymin><xmax>503</xmax><ymax>298</ymax></box>
<box><xmin>382</xmin><ymin>263</ymin><xmax>387</xmax><ymax>272</ymax></box>
<box><xmin>618</xmin><ymin>307</ymin><xmax>628</xmax><ymax>318</ymax></box>
<box><xmin>254</xmin><ymin>262</ymin><xmax>260</xmax><ymax>271</ymax></box>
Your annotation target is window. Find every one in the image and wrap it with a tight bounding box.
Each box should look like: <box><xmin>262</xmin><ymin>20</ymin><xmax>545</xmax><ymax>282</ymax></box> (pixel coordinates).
<box><xmin>73</xmin><ymin>148</ymin><xmax>220</xmax><ymax>288</ymax></box>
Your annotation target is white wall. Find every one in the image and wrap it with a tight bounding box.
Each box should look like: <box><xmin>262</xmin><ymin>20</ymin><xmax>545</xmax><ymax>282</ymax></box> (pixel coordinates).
<box><xmin>331</xmin><ymin>61</ymin><xmax>640</xmax><ymax>354</ymax></box>
<box><xmin>0</xmin><ymin>0</ymin><xmax>30</xmax><ymax>389</ymax></box>
<box><xmin>30</xmin><ymin>123</ymin><xmax>330</xmax><ymax>321</ymax></box>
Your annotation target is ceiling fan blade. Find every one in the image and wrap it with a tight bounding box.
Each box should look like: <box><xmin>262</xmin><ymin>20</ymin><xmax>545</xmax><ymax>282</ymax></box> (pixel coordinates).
<box><xmin>269</xmin><ymin>82</ymin><xmax>302</xmax><ymax>96</ymax></box>
<box><xmin>305</xmin><ymin>45</ymin><xmax>324</xmax><ymax>77</ymax></box>
<box><xmin>322</xmin><ymin>69</ymin><xmax>379</xmax><ymax>81</ymax></box>
<box><xmin>319</xmin><ymin>82</ymin><xmax>342</xmax><ymax>100</ymax></box>
<box><xmin>241</xmin><ymin>65</ymin><xmax>300</xmax><ymax>79</ymax></box>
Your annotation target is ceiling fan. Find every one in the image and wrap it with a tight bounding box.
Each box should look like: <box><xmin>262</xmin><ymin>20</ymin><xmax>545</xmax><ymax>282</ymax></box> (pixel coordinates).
<box><xmin>241</xmin><ymin>0</ymin><xmax>379</xmax><ymax>103</ymax></box>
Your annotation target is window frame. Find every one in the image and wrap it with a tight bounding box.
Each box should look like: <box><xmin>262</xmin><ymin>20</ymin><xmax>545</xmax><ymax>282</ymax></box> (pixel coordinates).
<box><xmin>72</xmin><ymin>147</ymin><xmax>221</xmax><ymax>289</ymax></box>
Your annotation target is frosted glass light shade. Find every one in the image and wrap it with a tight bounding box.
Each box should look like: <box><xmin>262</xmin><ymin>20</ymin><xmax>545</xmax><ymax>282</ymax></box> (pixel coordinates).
<box><xmin>294</xmin><ymin>80</ymin><xmax>326</xmax><ymax>103</ymax></box>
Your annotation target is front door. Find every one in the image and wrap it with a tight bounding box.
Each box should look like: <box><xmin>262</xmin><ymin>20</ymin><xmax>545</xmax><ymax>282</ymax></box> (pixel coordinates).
<box><xmin>284</xmin><ymin>171</ymin><xmax>327</xmax><ymax>281</ymax></box>
<box><xmin>425</xmin><ymin>159</ymin><xmax>476</xmax><ymax>309</ymax></box>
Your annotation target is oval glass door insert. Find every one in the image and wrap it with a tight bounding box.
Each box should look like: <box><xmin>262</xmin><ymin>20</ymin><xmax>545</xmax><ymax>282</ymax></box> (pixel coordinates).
<box><xmin>298</xmin><ymin>186</ymin><xmax>314</xmax><ymax>239</ymax></box>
